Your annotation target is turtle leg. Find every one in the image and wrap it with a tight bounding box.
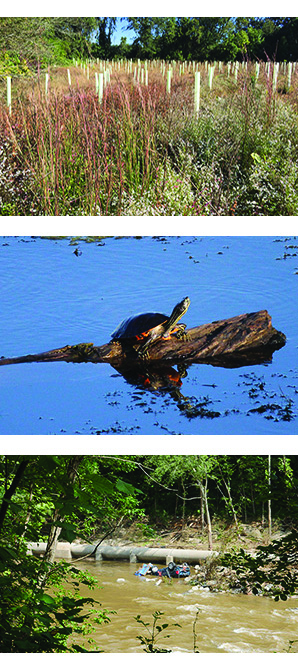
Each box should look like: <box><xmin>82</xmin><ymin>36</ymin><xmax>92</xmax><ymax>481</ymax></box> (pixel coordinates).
<box><xmin>173</xmin><ymin>324</ymin><xmax>188</xmax><ymax>340</ymax></box>
<box><xmin>177</xmin><ymin>363</ymin><xmax>188</xmax><ymax>378</ymax></box>
<box><xmin>137</xmin><ymin>348</ymin><xmax>150</xmax><ymax>360</ymax></box>
<box><xmin>136</xmin><ymin>337</ymin><xmax>152</xmax><ymax>359</ymax></box>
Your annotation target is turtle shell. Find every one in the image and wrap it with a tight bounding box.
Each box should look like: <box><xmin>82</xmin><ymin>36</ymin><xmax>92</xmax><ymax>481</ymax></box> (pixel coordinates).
<box><xmin>111</xmin><ymin>312</ymin><xmax>168</xmax><ymax>340</ymax></box>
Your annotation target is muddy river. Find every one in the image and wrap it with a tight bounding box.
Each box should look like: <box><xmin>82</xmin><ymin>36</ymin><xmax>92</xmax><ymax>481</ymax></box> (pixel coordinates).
<box><xmin>72</xmin><ymin>561</ymin><xmax>298</xmax><ymax>653</ymax></box>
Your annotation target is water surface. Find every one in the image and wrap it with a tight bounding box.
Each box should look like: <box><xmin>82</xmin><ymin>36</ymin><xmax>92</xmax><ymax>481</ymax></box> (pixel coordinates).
<box><xmin>72</xmin><ymin>560</ymin><xmax>298</xmax><ymax>653</ymax></box>
<box><xmin>0</xmin><ymin>236</ymin><xmax>297</xmax><ymax>434</ymax></box>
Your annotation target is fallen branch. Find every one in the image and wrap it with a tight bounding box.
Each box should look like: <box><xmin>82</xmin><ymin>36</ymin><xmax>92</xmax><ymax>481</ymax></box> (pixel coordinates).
<box><xmin>0</xmin><ymin>310</ymin><xmax>285</xmax><ymax>368</ymax></box>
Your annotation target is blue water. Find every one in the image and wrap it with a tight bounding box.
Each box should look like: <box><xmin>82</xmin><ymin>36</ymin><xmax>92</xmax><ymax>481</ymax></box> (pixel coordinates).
<box><xmin>0</xmin><ymin>235</ymin><xmax>297</xmax><ymax>435</ymax></box>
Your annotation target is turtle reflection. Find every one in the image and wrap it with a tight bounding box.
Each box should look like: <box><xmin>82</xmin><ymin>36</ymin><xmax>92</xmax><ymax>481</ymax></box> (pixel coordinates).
<box><xmin>111</xmin><ymin>362</ymin><xmax>221</xmax><ymax>420</ymax></box>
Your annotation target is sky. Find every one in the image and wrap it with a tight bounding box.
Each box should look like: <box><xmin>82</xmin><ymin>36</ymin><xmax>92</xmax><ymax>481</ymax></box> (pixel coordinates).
<box><xmin>111</xmin><ymin>18</ymin><xmax>136</xmax><ymax>45</ymax></box>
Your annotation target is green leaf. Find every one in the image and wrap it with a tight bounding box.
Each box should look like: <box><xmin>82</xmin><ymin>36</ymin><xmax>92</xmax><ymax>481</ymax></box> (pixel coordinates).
<box><xmin>39</xmin><ymin>593</ymin><xmax>56</xmax><ymax>605</ymax></box>
<box><xmin>0</xmin><ymin>545</ymin><xmax>19</xmax><ymax>561</ymax></box>
<box><xmin>39</xmin><ymin>455</ymin><xmax>60</xmax><ymax>473</ymax></box>
<box><xmin>251</xmin><ymin>152</ymin><xmax>262</xmax><ymax>163</ymax></box>
<box><xmin>88</xmin><ymin>474</ymin><xmax>115</xmax><ymax>495</ymax></box>
<box><xmin>2</xmin><ymin>498</ymin><xmax>23</xmax><ymax>513</ymax></box>
<box><xmin>58</xmin><ymin>521</ymin><xmax>80</xmax><ymax>542</ymax></box>
<box><xmin>115</xmin><ymin>478</ymin><xmax>142</xmax><ymax>495</ymax></box>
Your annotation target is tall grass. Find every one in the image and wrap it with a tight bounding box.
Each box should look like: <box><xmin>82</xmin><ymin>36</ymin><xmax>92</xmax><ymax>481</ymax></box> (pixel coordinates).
<box><xmin>1</xmin><ymin>60</ymin><xmax>298</xmax><ymax>215</ymax></box>
<box><xmin>1</xmin><ymin>81</ymin><xmax>162</xmax><ymax>214</ymax></box>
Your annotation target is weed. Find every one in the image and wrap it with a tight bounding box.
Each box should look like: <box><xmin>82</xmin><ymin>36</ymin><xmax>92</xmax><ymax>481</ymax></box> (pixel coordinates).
<box><xmin>135</xmin><ymin>610</ymin><xmax>181</xmax><ymax>652</ymax></box>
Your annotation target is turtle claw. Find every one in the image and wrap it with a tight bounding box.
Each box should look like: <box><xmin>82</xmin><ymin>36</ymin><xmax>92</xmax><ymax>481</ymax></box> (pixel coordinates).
<box><xmin>133</xmin><ymin>343</ymin><xmax>149</xmax><ymax>359</ymax></box>
<box><xmin>175</xmin><ymin>330</ymin><xmax>188</xmax><ymax>341</ymax></box>
<box><xmin>138</xmin><ymin>349</ymin><xmax>150</xmax><ymax>360</ymax></box>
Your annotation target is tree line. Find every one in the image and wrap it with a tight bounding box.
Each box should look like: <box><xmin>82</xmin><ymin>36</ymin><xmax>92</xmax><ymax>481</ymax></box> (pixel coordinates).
<box><xmin>1</xmin><ymin>454</ymin><xmax>297</xmax><ymax>551</ymax></box>
<box><xmin>1</xmin><ymin>17</ymin><xmax>298</xmax><ymax>75</ymax></box>
<box><xmin>112</xmin><ymin>18</ymin><xmax>298</xmax><ymax>62</ymax></box>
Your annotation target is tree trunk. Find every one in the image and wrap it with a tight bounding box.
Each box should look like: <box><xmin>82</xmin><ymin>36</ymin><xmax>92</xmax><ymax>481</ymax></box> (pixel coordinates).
<box><xmin>261</xmin><ymin>501</ymin><xmax>265</xmax><ymax>527</ymax></box>
<box><xmin>43</xmin><ymin>456</ymin><xmax>83</xmax><ymax>564</ymax></box>
<box><xmin>205</xmin><ymin>481</ymin><xmax>213</xmax><ymax>552</ymax></box>
<box><xmin>199</xmin><ymin>482</ymin><xmax>205</xmax><ymax>530</ymax></box>
<box><xmin>20</xmin><ymin>483</ymin><xmax>33</xmax><ymax>540</ymax></box>
<box><xmin>242</xmin><ymin>486</ymin><xmax>247</xmax><ymax>523</ymax></box>
<box><xmin>200</xmin><ymin>477</ymin><xmax>212</xmax><ymax>551</ymax></box>
<box><xmin>268</xmin><ymin>455</ymin><xmax>272</xmax><ymax>541</ymax></box>
<box><xmin>0</xmin><ymin>459</ymin><xmax>29</xmax><ymax>535</ymax></box>
<box><xmin>250</xmin><ymin>483</ymin><xmax>256</xmax><ymax>516</ymax></box>
<box><xmin>181</xmin><ymin>480</ymin><xmax>186</xmax><ymax>529</ymax></box>
<box><xmin>217</xmin><ymin>478</ymin><xmax>240</xmax><ymax>533</ymax></box>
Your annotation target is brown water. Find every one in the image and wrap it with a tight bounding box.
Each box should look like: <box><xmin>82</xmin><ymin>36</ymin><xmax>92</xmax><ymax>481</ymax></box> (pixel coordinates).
<box><xmin>74</xmin><ymin>561</ymin><xmax>298</xmax><ymax>653</ymax></box>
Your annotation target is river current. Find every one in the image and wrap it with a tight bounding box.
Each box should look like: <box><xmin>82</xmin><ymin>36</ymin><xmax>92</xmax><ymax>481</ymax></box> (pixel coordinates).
<box><xmin>72</xmin><ymin>560</ymin><xmax>298</xmax><ymax>653</ymax></box>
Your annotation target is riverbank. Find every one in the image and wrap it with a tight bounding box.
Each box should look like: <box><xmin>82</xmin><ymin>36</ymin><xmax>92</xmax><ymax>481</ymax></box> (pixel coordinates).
<box><xmin>85</xmin><ymin>517</ymin><xmax>296</xmax><ymax>597</ymax></box>
<box><xmin>95</xmin><ymin>516</ymin><xmax>289</xmax><ymax>553</ymax></box>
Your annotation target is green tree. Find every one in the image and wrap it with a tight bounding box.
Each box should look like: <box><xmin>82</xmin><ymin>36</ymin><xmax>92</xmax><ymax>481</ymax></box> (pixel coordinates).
<box><xmin>49</xmin><ymin>17</ymin><xmax>97</xmax><ymax>59</ymax></box>
<box><xmin>213</xmin><ymin>456</ymin><xmax>240</xmax><ymax>532</ymax></box>
<box><xmin>222</xmin><ymin>530</ymin><xmax>298</xmax><ymax>600</ymax></box>
<box><xmin>0</xmin><ymin>454</ymin><xmax>141</xmax><ymax>652</ymax></box>
<box><xmin>0</xmin><ymin>17</ymin><xmax>97</xmax><ymax>72</ymax></box>
<box><xmin>126</xmin><ymin>17</ymin><xmax>163</xmax><ymax>59</ymax></box>
<box><xmin>94</xmin><ymin>18</ymin><xmax>117</xmax><ymax>58</ymax></box>
<box><xmin>143</xmin><ymin>455</ymin><xmax>216</xmax><ymax>549</ymax></box>
<box><xmin>222</xmin><ymin>18</ymin><xmax>265</xmax><ymax>60</ymax></box>
<box><xmin>0</xmin><ymin>17</ymin><xmax>54</xmax><ymax>68</ymax></box>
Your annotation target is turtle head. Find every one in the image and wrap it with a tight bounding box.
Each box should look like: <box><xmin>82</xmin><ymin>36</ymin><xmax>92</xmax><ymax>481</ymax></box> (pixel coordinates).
<box><xmin>174</xmin><ymin>296</ymin><xmax>190</xmax><ymax>319</ymax></box>
<box><xmin>167</xmin><ymin>297</ymin><xmax>190</xmax><ymax>329</ymax></box>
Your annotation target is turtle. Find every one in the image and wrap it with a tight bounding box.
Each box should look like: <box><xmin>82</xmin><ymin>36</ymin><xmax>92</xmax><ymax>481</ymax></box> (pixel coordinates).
<box><xmin>111</xmin><ymin>296</ymin><xmax>190</xmax><ymax>359</ymax></box>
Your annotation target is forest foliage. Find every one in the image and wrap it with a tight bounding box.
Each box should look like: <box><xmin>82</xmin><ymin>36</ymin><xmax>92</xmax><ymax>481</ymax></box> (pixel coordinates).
<box><xmin>1</xmin><ymin>17</ymin><xmax>298</xmax><ymax>75</ymax></box>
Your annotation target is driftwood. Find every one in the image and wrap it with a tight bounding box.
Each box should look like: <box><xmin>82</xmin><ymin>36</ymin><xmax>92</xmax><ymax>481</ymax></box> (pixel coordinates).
<box><xmin>0</xmin><ymin>310</ymin><xmax>285</xmax><ymax>370</ymax></box>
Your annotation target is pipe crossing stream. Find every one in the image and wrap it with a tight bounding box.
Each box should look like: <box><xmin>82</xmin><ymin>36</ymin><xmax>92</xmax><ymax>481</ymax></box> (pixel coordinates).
<box><xmin>27</xmin><ymin>541</ymin><xmax>216</xmax><ymax>563</ymax></box>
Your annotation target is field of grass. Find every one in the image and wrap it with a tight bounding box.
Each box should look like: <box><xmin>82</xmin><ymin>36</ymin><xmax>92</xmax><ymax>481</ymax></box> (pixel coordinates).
<box><xmin>1</xmin><ymin>59</ymin><xmax>298</xmax><ymax>216</ymax></box>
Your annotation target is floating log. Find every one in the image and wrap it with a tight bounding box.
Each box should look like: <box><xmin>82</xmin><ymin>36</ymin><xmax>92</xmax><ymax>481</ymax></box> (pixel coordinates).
<box><xmin>0</xmin><ymin>310</ymin><xmax>285</xmax><ymax>369</ymax></box>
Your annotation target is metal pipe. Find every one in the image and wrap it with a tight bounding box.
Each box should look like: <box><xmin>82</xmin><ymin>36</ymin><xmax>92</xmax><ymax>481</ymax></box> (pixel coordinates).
<box><xmin>70</xmin><ymin>544</ymin><xmax>217</xmax><ymax>564</ymax></box>
<box><xmin>28</xmin><ymin>542</ymin><xmax>217</xmax><ymax>564</ymax></box>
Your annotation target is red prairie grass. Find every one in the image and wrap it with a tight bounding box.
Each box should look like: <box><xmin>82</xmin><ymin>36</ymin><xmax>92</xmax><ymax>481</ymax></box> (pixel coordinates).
<box><xmin>1</xmin><ymin>60</ymin><xmax>298</xmax><ymax>215</ymax></box>
<box><xmin>1</xmin><ymin>75</ymin><xmax>190</xmax><ymax>215</ymax></box>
